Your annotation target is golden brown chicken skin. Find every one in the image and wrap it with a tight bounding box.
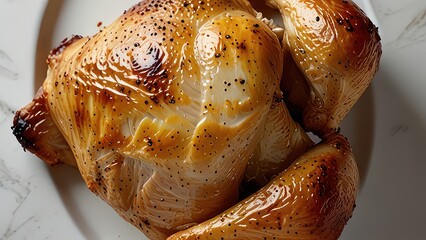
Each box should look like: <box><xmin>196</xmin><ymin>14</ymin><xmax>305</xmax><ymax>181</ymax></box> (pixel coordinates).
<box><xmin>13</xmin><ymin>0</ymin><xmax>292</xmax><ymax>239</ymax></box>
<box><xmin>169</xmin><ymin>133</ymin><xmax>359</xmax><ymax>240</ymax></box>
<box><xmin>268</xmin><ymin>0</ymin><xmax>382</xmax><ymax>137</ymax></box>
<box><xmin>12</xmin><ymin>86</ymin><xmax>76</xmax><ymax>167</ymax></box>
<box><xmin>11</xmin><ymin>0</ymin><xmax>381</xmax><ymax>239</ymax></box>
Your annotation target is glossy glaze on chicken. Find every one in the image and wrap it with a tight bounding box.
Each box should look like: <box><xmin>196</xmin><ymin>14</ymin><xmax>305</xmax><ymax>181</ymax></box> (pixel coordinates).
<box><xmin>12</xmin><ymin>0</ymin><xmax>381</xmax><ymax>239</ymax></box>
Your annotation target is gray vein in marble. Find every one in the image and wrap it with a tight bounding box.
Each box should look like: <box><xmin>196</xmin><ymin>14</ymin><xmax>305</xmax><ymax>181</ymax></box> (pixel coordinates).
<box><xmin>0</xmin><ymin>49</ymin><xmax>19</xmax><ymax>81</ymax></box>
<box><xmin>0</xmin><ymin>100</ymin><xmax>15</xmax><ymax>125</ymax></box>
<box><xmin>0</xmin><ymin>159</ymin><xmax>30</xmax><ymax>203</ymax></box>
<box><xmin>0</xmin><ymin>159</ymin><xmax>35</xmax><ymax>240</ymax></box>
<box><xmin>391</xmin><ymin>8</ymin><xmax>426</xmax><ymax>49</ymax></box>
<box><xmin>377</xmin><ymin>2</ymin><xmax>413</xmax><ymax>17</ymax></box>
<box><xmin>2</xmin><ymin>208</ymin><xmax>36</xmax><ymax>240</ymax></box>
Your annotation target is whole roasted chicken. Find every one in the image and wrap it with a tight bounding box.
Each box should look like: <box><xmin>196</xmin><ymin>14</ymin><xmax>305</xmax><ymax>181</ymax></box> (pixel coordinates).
<box><xmin>12</xmin><ymin>0</ymin><xmax>381</xmax><ymax>239</ymax></box>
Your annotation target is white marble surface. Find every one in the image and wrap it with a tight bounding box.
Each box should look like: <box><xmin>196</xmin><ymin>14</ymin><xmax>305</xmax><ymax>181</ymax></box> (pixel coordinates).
<box><xmin>0</xmin><ymin>0</ymin><xmax>425</xmax><ymax>239</ymax></box>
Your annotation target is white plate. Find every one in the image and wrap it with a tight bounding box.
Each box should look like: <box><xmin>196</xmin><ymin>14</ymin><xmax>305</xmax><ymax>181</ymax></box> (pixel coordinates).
<box><xmin>1</xmin><ymin>0</ymin><xmax>425</xmax><ymax>239</ymax></box>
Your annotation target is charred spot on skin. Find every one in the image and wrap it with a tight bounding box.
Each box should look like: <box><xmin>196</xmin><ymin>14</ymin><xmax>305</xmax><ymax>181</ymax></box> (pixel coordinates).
<box><xmin>11</xmin><ymin>89</ymin><xmax>51</xmax><ymax>153</ymax></box>
<box><xmin>142</xmin><ymin>218</ymin><xmax>151</xmax><ymax>226</ymax></box>
<box><xmin>131</xmin><ymin>41</ymin><xmax>175</xmax><ymax>103</ymax></box>
<box><xmin>131</xmin><ymin>43</ymin><xmax>165</xmax><ymax>77</ymax></box>
<box><xmin>237</xmin><ymin>42</ymin><xmax>246</xmax><ymax>50</ymax></box>
<box><xmin>12</xmin><ymin>115</ymin><xmax>34</xmax><ymax>150</ymax></box>
<box><xmin>48</xmin><ymin>35</ymin><xmax>83</xmax><ymax>62</ymax></box>
<box><xmin>366</xmin><ymin>19</ymin><xmax>381</xmax><ymax>40</ymax></box>
<box><xmin>336</xmin><ymin>14</ymin><xmax>356</xmax><ymax>32</ymax></box>
<box><xmin>334</xmin><ymin>141</ymin><xmax>342</xmax><ymax>150</ymax></box>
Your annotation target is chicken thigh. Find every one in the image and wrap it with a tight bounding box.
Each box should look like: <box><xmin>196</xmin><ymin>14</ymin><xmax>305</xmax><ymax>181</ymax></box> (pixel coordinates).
<box><xmin>268</xmin><ymin>0</ymin><xmax>382</xmax><ymax>137</ymax></box>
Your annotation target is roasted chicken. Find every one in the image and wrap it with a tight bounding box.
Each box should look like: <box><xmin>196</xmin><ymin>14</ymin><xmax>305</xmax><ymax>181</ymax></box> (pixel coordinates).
<box><xmin>12</xmin><ymin>0</ymin><xmax>381</xmax><ymax>239</ymax></box>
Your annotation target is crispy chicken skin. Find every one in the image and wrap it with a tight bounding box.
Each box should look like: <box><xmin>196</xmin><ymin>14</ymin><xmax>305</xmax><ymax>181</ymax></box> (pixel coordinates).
<box><xmin>268</xmin><ymin>0</ymin><xmax>382</xmax><ymax>137</ymax></box>
<box><xmin>12</xmin><ymin>86</ymin><xmax>76</xmax><ymax>167</ymax></box>
<box><xmin>169</xmin><ymin>134</ymin><xmax>359</xmax><ymax>240</ymax></box>
<box><xmin>13</xmin><ymin>0</ymin><xmax>308</xmax><ymax>239</ymax></box>
<box><xmin>12</xmin><ymin>0</ymin><xmax>380</xmax><ymax>239</ymax></box>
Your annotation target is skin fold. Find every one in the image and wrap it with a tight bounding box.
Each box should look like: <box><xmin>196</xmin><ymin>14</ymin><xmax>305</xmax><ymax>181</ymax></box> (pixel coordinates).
<box><xmin>169</xmin><ymin>133</ymin><xmax>359</xmax><ymax>240</ymax></box>
<box><xmin>11</xmin><ymin>0</ymin><xmax>380</xmax><ymax>239</ymax></box>
<box><xmin>243</xmin><ymin>93</ymin><xmax>313</xmax><ymax>191</ymax></box>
